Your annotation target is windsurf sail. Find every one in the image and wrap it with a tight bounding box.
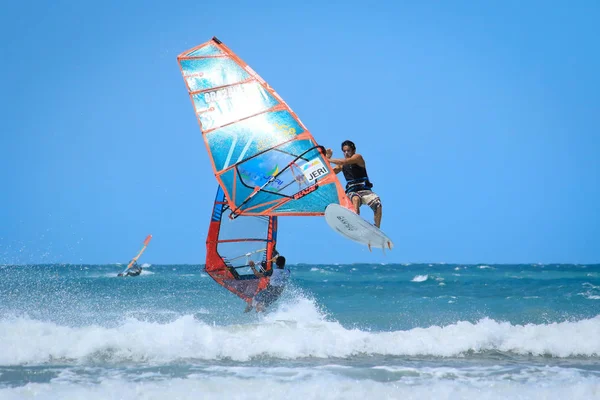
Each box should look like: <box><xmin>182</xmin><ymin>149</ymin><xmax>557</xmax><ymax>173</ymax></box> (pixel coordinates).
<box><xmin>177</xmin><ymin>37</ymin><xmax>351</xmax><ymax>218</ymax></box>
<box><xmin>205</xmin><ymin>186</ymin><xmax>277</xmax><ymax>302</ymax></box>
<box><xmin>120</xmin><ymin>234</ymin><xmax>152</xmax><ymax>275</ymax></box>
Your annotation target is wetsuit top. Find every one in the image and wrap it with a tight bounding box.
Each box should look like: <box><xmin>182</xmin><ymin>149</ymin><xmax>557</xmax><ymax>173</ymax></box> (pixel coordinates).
<box><xmin>342</xmin><ymin>164</ymin><xmax>373</xmax><ymax>193</ymax></box>
<box><xmin>269</xmin><ymin>268</ymin><xmax>290</xmax><ymax>287</ymax></box>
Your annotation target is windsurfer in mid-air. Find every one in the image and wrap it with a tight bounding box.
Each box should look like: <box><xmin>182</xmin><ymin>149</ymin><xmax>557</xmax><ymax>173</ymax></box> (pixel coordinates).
<box><xmin>118</xmin><ymin>260</ymin><xmax>143</xmax><ymax>277</ymax></box>
<box><xmin>325</xmin><ymin>140</ymin><xmax>383</xmax><ymax>228</ymax></box>
<box><xmin>244</xmin><ymin>252</ymin><xmax>290</xmax><ymax>313</ymax></box>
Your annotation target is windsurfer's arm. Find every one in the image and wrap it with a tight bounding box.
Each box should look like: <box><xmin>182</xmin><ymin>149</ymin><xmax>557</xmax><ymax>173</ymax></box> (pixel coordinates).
<box><xmin>248</xmin><ymin>260</ymin><xmax>266</xmax><ymax>277</ymax></box>
<box><xmin>329</xmin><ymin>154</ymin><xmax>364</xmax><ymax>167</ymax></box>
<box><xmin>325</xmin><ymin>149</ymin><xmax>343</xmax><ymax>174</ymax></box>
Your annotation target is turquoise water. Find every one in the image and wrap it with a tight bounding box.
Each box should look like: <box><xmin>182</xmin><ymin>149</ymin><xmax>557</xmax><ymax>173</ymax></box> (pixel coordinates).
<box><xmin>1</xmin><ymin>263</ymin><xmax>599</xmax><ymax>399</ymax></box>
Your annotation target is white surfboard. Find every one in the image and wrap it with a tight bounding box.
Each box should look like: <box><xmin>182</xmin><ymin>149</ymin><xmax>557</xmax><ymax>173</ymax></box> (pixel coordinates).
<box><xmin>324</xmin><ymin>204</ymin><xmax>393</xmax><ymax>250</ymax></box>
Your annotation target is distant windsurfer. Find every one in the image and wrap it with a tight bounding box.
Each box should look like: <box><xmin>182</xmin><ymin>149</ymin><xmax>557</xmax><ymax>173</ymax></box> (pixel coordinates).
<box><xmin>326</xmin><ymin>140</ymin><xmax>383</xmax><ymax>228</ymax></box>
<box><xmin>245</xmin><ymin>253</ymin><xmax>289</xmax><ymax>313</ymax></box>
<box><xmin>118</xmin><ymin>235</ymin><xmax>152</xmax><ymax>277</ymax></box>
<box><xmin>117</xmin><ymin>261</ymin><xmax>142</xmax><ymax>277</ymax></box>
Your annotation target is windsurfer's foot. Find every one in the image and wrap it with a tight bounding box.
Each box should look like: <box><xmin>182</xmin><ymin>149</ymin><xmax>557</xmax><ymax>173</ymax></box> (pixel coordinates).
<box><xmin>244</xmin><ymin>304</ymin><xmax>252</xmax><ymax>313</ymax></box>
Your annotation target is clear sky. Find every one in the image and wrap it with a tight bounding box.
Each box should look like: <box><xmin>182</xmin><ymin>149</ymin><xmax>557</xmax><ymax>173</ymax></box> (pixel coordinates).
<box><xmin>1</xmin><ymin>0</ymin><xmax>598</xmax><ymax>265</ymax></box>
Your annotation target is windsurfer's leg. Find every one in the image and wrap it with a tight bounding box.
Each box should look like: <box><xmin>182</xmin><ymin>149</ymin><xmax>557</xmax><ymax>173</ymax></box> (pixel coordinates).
<box><xmin>364</xmin><ymin>192</ymin><xmax>382</xmax><ymax>228</ymax></box>
<box><xmin>374</xmin><ymin>204</ymin><xmax>382</xmax><ymax>228</ymax></box>
<box><xmin>351</xmin><ymin>195</ymin><xmax>361</xmax><ymax>214</ymax></box>
<box><xmin>261</xmin><ymin>287</ymin><xmax>284</xmax><ymax>310</ymax></box>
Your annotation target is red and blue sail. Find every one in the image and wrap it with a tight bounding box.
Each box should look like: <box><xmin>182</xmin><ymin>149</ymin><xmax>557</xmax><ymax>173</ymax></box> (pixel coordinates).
<box><xmin>205</xmin><ymin>186</ymin><xmax>277</xmax><ymax>302</ymax></box>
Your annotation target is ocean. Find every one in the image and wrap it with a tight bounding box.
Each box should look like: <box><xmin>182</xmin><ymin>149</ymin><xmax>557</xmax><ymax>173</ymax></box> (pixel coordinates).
<box><xmin>0</xmin><ymin>263</ymin><xmax>599</xmax><ymax>399</ymax></box>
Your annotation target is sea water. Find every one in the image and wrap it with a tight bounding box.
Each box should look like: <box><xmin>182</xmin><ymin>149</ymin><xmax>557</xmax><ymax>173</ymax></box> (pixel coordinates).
<box><xmin>1</xmin><ymin>263</ymin><xmax>599</xmax><ymax>399</ymax></box>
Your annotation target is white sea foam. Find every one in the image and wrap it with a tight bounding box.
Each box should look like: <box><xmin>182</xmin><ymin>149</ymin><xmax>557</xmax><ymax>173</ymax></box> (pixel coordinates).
<box><xmin>0</xmin><ymin>370</ymin><xmax>599</xmax><ymax>400</ymax></box>
<box><xmin>580</xmin><ymin>283</ymin><xmax>600</xmax><ymax>300</ymax></box>
<box><xmin>411</xmin><ymin>275</ymin><xmax>428</xmax><ymax>282</ymax></box>
<box><xmin>1</xmin><ymin>299</ymin><xmax>599</xmax><ymax>365</ymax></box>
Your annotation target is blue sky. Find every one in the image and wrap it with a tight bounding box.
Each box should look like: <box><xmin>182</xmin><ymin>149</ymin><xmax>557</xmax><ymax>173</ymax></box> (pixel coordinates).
<box><xmin>1</xmin><ymin>0</ymin><xmax>598</xmax><ymax>265</ymax></box>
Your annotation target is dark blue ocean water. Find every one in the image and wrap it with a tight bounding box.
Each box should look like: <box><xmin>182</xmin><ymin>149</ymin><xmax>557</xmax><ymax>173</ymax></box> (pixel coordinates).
<box><xmin>1</xmin><ymin>263</ymin><xmax>599</xmax><ymax>399</ymax></box>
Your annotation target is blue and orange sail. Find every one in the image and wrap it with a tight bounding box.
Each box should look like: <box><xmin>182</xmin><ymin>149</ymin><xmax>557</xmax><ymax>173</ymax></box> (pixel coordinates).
<box><xmin>177</xmin><ymin>37</ymin><xmax>350</xmax><ymax>217</ymax></box>
<box><xmin>205</xmin><ymin>186</ymin><xmax>277</xmax><ymax>303</ymax></box>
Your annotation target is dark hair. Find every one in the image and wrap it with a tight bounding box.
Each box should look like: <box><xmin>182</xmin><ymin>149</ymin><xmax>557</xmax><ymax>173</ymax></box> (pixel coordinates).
<box><xmin>276</xmin><ymin>256</ymin><xmax>286</xmax><ymax>268</ymax></box>
<box><xmin>341</xmin><ymin>140</ymin><xmax>356</xmax><ymax>151</ymax></box>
